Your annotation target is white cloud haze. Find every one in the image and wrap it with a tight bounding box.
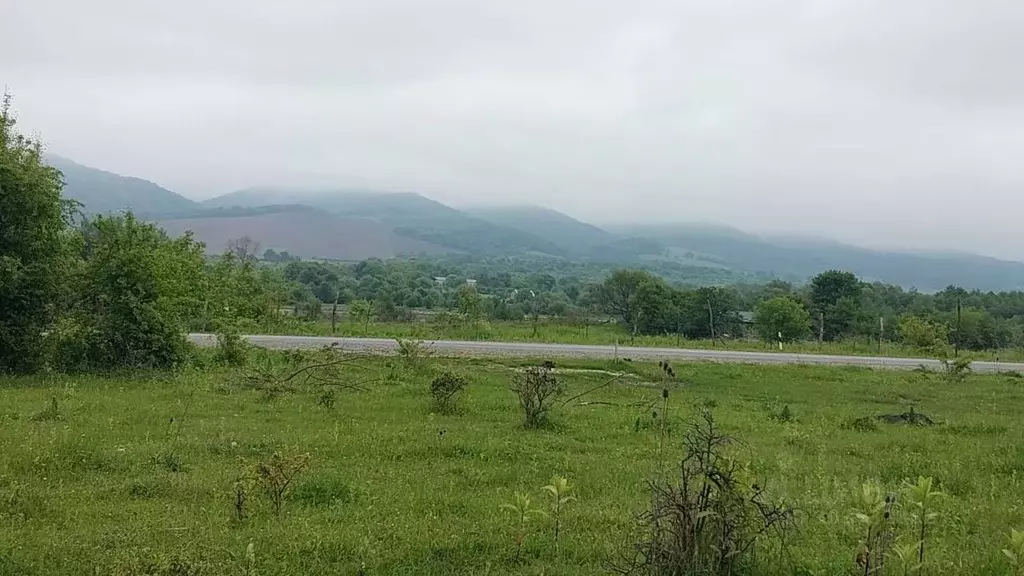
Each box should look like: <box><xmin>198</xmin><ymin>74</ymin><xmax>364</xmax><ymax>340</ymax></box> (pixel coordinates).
<box><xmin>3</xmin><ymin>0</ymin><xmax>1024</xmax><ymax>258</ymax></box>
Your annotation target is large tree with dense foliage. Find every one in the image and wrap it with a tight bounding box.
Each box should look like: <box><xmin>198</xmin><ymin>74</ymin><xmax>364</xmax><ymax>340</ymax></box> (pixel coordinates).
<box><xmin>808</xmin><ymin>270</ymin><xmax>862</xmax><ymax>341</ymax></box>
<box><xmin>203</xmin><ymin>251</ymin><xmax>287</xmax><ymax>331</ymax></box>
<box><xmin>754</xmin><ymin>297</ymin><xmax>812</xmax><ymax>343</ymax></box>
<box><xmin>594</xmin><ymin>269</ymin><xmax>659</xmax><ymax>335</ymax></box>
<box><xmin>55</xmin><ymin>213</ymin><xmax>206</xmax><ymax>369</ymax></box>
<box><xmin>0</xmin><ymin>93</ymin><xmax>75</xmax><ymax>372</ymax></box>
<box><xmin>896</xmin><ymin>315</ymin><xmax>949</xmax><ymax>354</ymax></box>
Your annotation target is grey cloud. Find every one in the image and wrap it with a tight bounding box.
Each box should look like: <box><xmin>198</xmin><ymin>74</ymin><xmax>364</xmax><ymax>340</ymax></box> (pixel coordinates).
<box><xmin>3</xmin><ymin>0</ymin><xmax>1024</xmax><ymax>259</ymax></box>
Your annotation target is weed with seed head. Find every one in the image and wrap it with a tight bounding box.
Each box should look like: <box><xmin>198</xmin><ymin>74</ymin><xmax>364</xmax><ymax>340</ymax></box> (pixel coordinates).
<box><xmin>854</xmin><ymin>481</ymin><xmax>897</xmax><ymax>576</ymax></box>
<box><xmin>233</xmin><ymin>480</ymin><xmax>247</xmax><ymax>522</ymax></box>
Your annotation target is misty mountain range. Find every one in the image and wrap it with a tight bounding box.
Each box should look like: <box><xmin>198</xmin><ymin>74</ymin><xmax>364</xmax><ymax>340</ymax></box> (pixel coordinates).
<box><xmin>51</xmin><ymin>155</ymin><xmax>1024</xmax><ymax>292</ymax></box>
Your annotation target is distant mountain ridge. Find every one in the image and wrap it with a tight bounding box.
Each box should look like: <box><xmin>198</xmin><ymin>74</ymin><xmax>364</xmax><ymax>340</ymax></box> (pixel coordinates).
<box><xmin>606</xmin><ymin>224</ymin><xmax>1024</xmax><ymax>291</ymax></box>
<box><xmin>156</xmin><ymin>205</ymin><xmax>448</xmax><ymax>260</ymax></box>
<box><xmin>47</xmin><ymin>155</ymin><xmax>199</xmax><ymax>215</ymax></box>
<box><xmin>47</xmin><ymin>156</ymin><xmax>1024</xmax><ymax>291</ymax></box>
<box><xmin>466</xmin><ymin>205</ymin><xmax>615</xmax><ymax>253</ymax></box>
<box><xmin>206</xmin><ymin>187</ymin><xmax>565</xmax><ymax>256</ymax></box>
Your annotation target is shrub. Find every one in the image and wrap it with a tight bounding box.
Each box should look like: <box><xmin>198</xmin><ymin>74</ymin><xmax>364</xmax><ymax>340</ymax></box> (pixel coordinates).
<box><xmin>430</xmin><ymin>371</ymin><xmax>468</xmax><ymax>412</ymax></box>
<box><xmin>510</xmin><ymin>363</ymin><xmax>563</xmax><ymax>428</ymax></box>
<box><xmin>53</xmin><ymin>213</ymin><xmax>204</xmax><ymax>371</ymax></box>
<box><xmin>941</xmin><ymin>357</ymin><xmax>972</xmax><ymax>383</ymax></box>
<box><xmin>214</xmin><ymin>325</ymin><xmax>251</xmax><ymax>366</ymax></box>
<box><xmin>614</xmin><ymin>410</ymin><xmax>795</xmax><ymax>575</ymax></box>
<box><xmin>397</xmin><ymin>338</ymin><xmax>431</xmax><ymax>366</ymax></box>
<box><xmin>254</xmin><ymin>452</ymin><xmax>311</xmax><ymax>516</ymax></box>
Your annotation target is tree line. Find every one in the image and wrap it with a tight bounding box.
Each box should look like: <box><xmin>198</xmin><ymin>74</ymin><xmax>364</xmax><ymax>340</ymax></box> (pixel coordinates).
<box><xmin>280</xmin><ymin>258</ymin><xmax>1024</xmax><ymax>354</ymax></box>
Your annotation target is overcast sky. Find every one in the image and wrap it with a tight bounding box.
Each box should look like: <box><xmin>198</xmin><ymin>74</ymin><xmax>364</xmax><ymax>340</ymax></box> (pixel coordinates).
<box><xmin>3</xmin><ymin>0</ymin><xmax>1024</xmax><ymax>258</ymax></box>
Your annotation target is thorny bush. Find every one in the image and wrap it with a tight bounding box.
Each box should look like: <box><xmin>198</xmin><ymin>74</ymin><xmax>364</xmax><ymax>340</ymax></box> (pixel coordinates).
<box><xmin>430</xmin><ymin>371</ymin><xmax>468</xmax><ymax>412</ymax></box>
<box><xmin>510</xmin><ymin>362</ymin><xmax>563</xmax><ymax>428</ymax></box>
<box><xmin>612</xmin><ymin>410</ymin><xmax>796</xmax><ymax>576</ymax></box>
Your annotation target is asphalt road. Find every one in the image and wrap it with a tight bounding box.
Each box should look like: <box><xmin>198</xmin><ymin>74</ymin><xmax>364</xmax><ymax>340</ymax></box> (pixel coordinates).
<box><xmin>187</xmin><ymin>334</ymin><xmax>1024</xmax><ymax>373</ymax></box>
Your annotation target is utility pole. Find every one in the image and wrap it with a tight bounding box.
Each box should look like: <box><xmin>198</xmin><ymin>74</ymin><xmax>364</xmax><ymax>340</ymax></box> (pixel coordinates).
<box><xmin>818</xmin><ymin>311</ymin><xmax>825</xmax><ymax>345</ymax></box>
<box><xmin>331</xmin><ymin>292</ymin><xmax>341</xmax><ymax>334</ymax></box>
<box><xmin>707</xmin><ymin>298</ymin><xmax>716</xmax><ymax>346</ymax></box>
<box><xmin>878</xmin><ymin>316</ymin><xmax>884</xmax><ymax>354</ymax></box>
<box><xmin>954</xmin><ymin>295</ymin><xmax>962</xmax><ymax>358</ymax></box>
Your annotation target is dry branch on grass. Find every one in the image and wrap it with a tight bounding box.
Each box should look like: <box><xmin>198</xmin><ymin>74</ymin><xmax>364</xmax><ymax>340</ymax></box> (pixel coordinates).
<box><xmin>239</xmin><ymin>347</ymin><xmax>375</xmax><ymax>398</ymax></box>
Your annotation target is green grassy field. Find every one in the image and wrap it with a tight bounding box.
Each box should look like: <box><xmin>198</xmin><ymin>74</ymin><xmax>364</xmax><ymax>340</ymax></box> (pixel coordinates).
<box><xmin>3</xmin><ymin>354</ymin><xmax>1024</xmax><ymax>575</ymax></box>
<box><xmin>262</xmin><ymin>317</ymin><xmax>1024</xmax><ymax>363</ymax></box>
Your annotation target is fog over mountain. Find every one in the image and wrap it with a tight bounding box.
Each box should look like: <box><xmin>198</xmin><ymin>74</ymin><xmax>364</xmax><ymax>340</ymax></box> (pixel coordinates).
<box><xmin>4</xmin><ymin>0</ymin><xmax>1024</xmax><ymax>259</ymax></box>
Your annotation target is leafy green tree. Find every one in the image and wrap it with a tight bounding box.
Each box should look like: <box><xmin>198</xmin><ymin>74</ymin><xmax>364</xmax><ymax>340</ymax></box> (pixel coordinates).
<box><xmin>694</xmin><ymin>286</ymin><xmax>742</xmax><ymax>339</ymax></box>
<box><xmin>57</xmin><ymin>213</ymin><xmax>205</xmax><ymax>369</ymax></box>
<box><xmin>896</xmin><ymin>315</ymin><xmax>949</xmax><ymax>354</ymax></box>
<box><xmin>754</xmin><ymin>297</ymin><xmax>812</xmax><ymax>343</ymax></box>
<box><xmin>349</xmin><ymin>299</ymin><xmax>372</xmax><ymax>334</ymax></box>
<box><xmin>455</xmin><ymin>284</ymin><xmax>484</xmax><ymax>321</ymax></box>
<box><xmin>203</xmin><ymin>252</ymin><xmax>286</xmax><ymax>330</ymax></box>
<box><xmin>633</xmin><ymin>275</ymin><xmax>678</xmax><ymax>335</ymax></box>
<box><xmin>953</xmin><ymin>307</ymin><xmax>1006</xmax><ymax>351</ymax></box>
<box><xmin>808</xmin><ymin>270</ymin><xmax>862</xmax><ymax>341</ymax></box>
<box><xmin>0</xmin><ymin>93</ymin><xmax>75</xmax><ymax>372</ymax></box>
<box><xmin>595</xmin><ymin>270</ymin><xmax>657</xmax><ymax>335</ymax></box>
<box><xmin>290</xmin><ymin>284</ymin><xmax>322</xmax><ymax>321</ymax></box>
<box><xmin>762</xmin><ymin>280</ymin><xmax>794</xmax><ymax>300</ymax></box>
